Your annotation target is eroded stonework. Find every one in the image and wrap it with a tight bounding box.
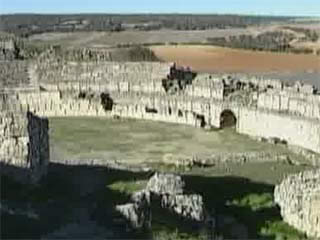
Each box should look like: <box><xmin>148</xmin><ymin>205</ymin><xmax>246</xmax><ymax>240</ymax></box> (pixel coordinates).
<box><xmin>0</xmin><ymin>109</ymin><xmax>49</xmax><ymax>184</ymax></box>
<box><xmin>1</xmin><ymin>44</ymin><xmax>320</xmax><ymax>183</ymax></box>
<box><xmin>26</xmin><ymin>59</ymin><xmax>320</xmax><ymax>155</ymax></box>
<box><xmin>274</xmin><ymin>169</ymin><xmax>320</xmax><ymax>238</ymax></box>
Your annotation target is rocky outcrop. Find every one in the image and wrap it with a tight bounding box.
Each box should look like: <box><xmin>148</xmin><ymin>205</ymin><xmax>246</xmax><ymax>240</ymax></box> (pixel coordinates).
<box><xmin>274</xmin><ymin>169</ymin><xmax>320</xmax><ymax>238</ymax></box>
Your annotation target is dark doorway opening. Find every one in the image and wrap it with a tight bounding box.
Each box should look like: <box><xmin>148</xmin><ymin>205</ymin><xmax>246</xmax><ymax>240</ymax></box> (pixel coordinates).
<box><xmin>145</xmin><ymin>107</ymin><xmax>158</xmax><ymax>114</ymax></box>
<box><xmin>220</xmin><ymin>110</ymin><xmax>237</xmax><ymax>128</ymax></box>
<box><xmin>195</xmin><ymin>114</ymin><xmax>206</xmax><ymax>128</ymax></box>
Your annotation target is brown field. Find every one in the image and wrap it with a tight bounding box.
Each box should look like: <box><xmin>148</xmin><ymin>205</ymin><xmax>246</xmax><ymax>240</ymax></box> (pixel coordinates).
<box><xmin>151</xmin><ymin>45</ymin><xmax>320</xmax><ymax>73</ymax></box>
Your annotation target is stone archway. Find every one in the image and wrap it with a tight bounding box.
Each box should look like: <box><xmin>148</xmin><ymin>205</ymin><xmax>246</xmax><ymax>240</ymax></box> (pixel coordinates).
<box><xmin>220</xmin><ymin>109</ymin><xmax>237</xmax><ymax>128</ymax></box>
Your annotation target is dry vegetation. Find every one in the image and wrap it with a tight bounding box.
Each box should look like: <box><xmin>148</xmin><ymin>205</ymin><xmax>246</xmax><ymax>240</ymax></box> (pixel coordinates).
<box><xmin>151</xmin><ymin>45</ymin><xmax>320</xmax><ymax>73</ymax></box>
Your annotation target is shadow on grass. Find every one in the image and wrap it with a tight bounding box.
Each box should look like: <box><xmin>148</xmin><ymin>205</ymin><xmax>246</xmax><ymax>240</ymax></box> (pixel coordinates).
<box><xmin>1</xmin><ymin>162</ymin><xmax>150</xmax><ymax>239</ymax></box>
<box><xmin>183</xmin><ymin>174</ymin><xmax>306</xmax><ymax>239</ymax></box>
<box><xmin>1</xmin><ymin>163</ymin><xmax>303</xmax><ymax>239</ymax></box>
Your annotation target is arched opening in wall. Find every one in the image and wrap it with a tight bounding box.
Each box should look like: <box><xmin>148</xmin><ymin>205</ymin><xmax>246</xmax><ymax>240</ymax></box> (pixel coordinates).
<box><xmin>220</xmin><ymin>110</ymin><xmax>237</xmax><ymax>129</ymax></box>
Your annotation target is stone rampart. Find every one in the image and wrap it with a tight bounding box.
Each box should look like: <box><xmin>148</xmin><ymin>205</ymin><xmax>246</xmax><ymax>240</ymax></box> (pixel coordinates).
<box><xmin>29</xmin><ymin>60</ymin><xmax>320</xmax><ymax>154</ymax></box>
<box><xmin>1</xmin><ymin>59</ymin><xmax>320</xmax><ymax>182</ymax></box>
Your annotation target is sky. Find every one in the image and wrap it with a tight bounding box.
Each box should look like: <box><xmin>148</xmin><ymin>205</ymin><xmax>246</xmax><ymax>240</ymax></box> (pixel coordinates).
<box><xmin>0</xmin><ymin>0</ymin><xmax>319</xmax><ymax>17</ymax></box>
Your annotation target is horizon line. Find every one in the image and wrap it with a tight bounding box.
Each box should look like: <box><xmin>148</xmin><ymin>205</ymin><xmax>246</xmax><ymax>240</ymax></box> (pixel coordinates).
<box><xmin>1</xmin><ymin>12</ymin><xmax>320</xmax><ymax>18</ymax></box>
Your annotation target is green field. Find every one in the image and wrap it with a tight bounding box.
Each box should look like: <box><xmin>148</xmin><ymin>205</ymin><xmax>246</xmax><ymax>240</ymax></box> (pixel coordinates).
<box><xmin>49</xmin><ymin>117</ymin><xmax>298</xmax><ymax>165</ymax></box>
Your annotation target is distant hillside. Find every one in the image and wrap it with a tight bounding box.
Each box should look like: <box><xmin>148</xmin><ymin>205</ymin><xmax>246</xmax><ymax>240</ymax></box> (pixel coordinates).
<box><xmin>0</xmin><ymin>14</ymin><xmax>295</xmax><ymax>37</ymax></box>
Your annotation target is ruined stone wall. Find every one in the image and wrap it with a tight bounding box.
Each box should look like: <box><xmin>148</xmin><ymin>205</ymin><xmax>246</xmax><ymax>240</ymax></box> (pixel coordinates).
<box><xmin>17</xmin><ymin>91</ymin><xmax>107</xmax><ymax>118</ymax></box>
<box><xmin>1</xmin><ymin>60</ymin><xmax>316</xmax><ymax>157</ymax></box>
<box><xmin>0</xmin><ymin>109</ymin><xmax>49</xmax><ymax>184</ymax></box>
<box><xmin>0</xmin><ymin>38</ymin><xmax>17</xmax><ymax>60</ymax></box>
<box><xmin>238</xmin><ymin>108</ymin><xmax>320</xmax><ymax>154</ymax></box>
<box><xmin>257</xmin><ymin>90</ymin><xmax>320</xmax><ymax>120</ymax></box>
<box><xmin>274</xmin><ymin>169</ymin><xmax>320</xmax><ymax>238</ymax></box>
<box><xmin>0</xmin><ymin>61</ymin><xmax>31</xmax><ymax>88</ymax></box>
<box><xmin>31</xmin><ymin>60</ymin><xmax>320</xmax><ymax>154</ymax></box>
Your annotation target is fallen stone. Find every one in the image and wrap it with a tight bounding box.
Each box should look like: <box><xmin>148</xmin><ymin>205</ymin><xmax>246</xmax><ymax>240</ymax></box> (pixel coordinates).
<box><xmin>161</xmin><ymin>193</ymin><xmax>205</xmax><ymax>221</ymax></box>
<box><xmin>146</xmin><ymin>172</ymin><xmax>185</xmax><ymax>195</ymax></box>
<box><xmin>115</xmin><ymin>202</ymin><xmax>150</xmax><ymax>229</ymax></box>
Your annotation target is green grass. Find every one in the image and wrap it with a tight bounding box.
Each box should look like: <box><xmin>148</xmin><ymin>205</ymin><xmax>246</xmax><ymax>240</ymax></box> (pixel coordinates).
<box><xmin>107</xmin><ymin>180</ymin><xmax>147</xmax><ymax>194</ymax></box>
<box><xmin>49</xmin><ymin>117</ymin><xmax>300</xmax><ymax>166</ymax></box>
<box><xmin>153</xmin><ymin>229</ymin><xmax>207</xmax><ymax>240</ymax></box>
<box><xmin>261</xmin><ymin>221</ymin><xmax>307</xmax><ymax>240</ymax></box>
<box><xmin>224</xmin><ymin>192</ymin><xmax>307</xmax><ymax>239</ymax></box>
<box><xmin>100</xmin><ymin>171</ymin><xmax>308</xmax><ymax>240</ymax></box>
<box><xmin>227</xmin><ymin>193</ymin><xmax>275</xmax><ymax>211</ymax></box>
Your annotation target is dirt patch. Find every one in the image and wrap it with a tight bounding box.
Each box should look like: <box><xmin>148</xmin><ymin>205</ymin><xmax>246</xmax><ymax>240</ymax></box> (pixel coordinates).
<box><xmin>151</xmin><ymin>45</ymin><xmax>320</xmax><ymax>73</ymax></box>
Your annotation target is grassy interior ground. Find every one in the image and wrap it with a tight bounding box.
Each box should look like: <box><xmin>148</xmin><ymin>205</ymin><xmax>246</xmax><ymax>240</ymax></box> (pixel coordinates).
<box><xmin>1</xmin><ymin>117</ymin><xmax>315</xmax><ymax>239</ymax></box>
<box><xmin>49</xmin><ymin>117</ymin><xmax>300</xmax><ymax>166</ymax></box>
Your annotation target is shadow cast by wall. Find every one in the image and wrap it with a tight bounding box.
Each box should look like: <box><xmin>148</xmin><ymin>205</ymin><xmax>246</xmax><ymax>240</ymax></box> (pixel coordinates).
<box><xmin>1</xmin><ymin>162</ymin><xmax>150</xmax><ymax>239</ymax></box>
<box><xmin>1</xmin><ymin>163</ymin><xmax>292</xmax><ymax>240</ymax></box>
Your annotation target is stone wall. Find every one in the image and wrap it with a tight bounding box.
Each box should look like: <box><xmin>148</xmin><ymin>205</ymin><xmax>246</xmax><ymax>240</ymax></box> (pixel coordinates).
<box><xmin>1</xmin><ymin>59</ymin><xmax>320</xmax><ymax>182</ymax></box>
<box><xmin>0</xmin><ymin>110</ymin><xmax>49</xmax><ymax>184</ymax></box>
<box><xmin>17</xmin><ymin>91</ymin><xmax>107</xmax><ymax>118</ymax></box>
<box><xmin>257</xmin><ymin>90</ymin><xmax>320</xmax><ymax>120</ymax></box>
<box><xmin>274</xmin><ymin>169</ymin><xmax>320</xmax><ymax>238</ymax></box>
<box><xmin>0</xmin><ymin>38</ymin><xmax>17</xmax><ymax>60</ymax></box>
<box><xmin>0</xmin><ymin>61</ymin><xmax>31</xmax><ymax>88</ymax></box>
<box><xmin>29</xmin><ymin>60</ymin><xmax>320</xmax><ymax>155</ymax></box>
<box><xmin>238</xmin><ymin>108</ymin><xmax>320</xmax><ymax>154</ymax></box>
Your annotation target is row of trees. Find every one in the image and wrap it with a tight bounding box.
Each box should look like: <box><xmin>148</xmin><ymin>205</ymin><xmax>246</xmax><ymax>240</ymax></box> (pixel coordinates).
<box><xmin>207</xmin><ymin>31</ymin><xmax>318</xmax><ymax>54</ymax></box>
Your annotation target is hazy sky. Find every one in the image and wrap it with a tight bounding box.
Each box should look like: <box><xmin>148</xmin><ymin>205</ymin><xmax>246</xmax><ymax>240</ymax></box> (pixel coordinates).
<box><xmin>0</xmin><ymin>0</ymin><xmax>319</xmax><ymax>16</ymax></box>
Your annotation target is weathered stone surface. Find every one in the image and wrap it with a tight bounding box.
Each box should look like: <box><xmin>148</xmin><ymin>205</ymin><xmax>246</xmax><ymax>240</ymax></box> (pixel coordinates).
<box><xmin>131</xmin><ymin>190</ymin><xmax>151</xmax><ymax>205</ymax></box>
<box><xmin>2</xmin><ymin>58</ymin><xmax>320</xmax><ymax>155</ymax></box>
<box><xmin>274</xmin><ymin>169</ymin><xmax>320</xmax><ymax>238</ymax></box>
<box><xmin>146</xmin><ymin>172</ymin><xmax>185</xmax><ymax>195</ymax></box>
<box><xmin>145</xmin><ymin>173</ymin><xmax>207</xmax><ymax>222</ymax></box>
<box><xmin>0</xmin><ymin>110</ymin><xmax>49</xmax><ymax>184</ymax></box>
<box><xmin>162</xmin><ymin>152</ymin><xmax>294</xmax><ymax>168</ymax></box>
<box><xmin>161</xmin><ymin>194</ymin><xmax>205</xmax><ymax>221</ymax></box>
<box><xmin>115</xmin><ymin>201</ymin><xmax>151</xmax><ymax>229</ymax></box>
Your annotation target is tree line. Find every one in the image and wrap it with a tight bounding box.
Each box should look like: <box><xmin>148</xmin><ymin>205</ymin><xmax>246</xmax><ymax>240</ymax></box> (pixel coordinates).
<box><xmin>0</xmin><ymin>14</ymin><xmax>294</xmax><ymax>37</ymax></box>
